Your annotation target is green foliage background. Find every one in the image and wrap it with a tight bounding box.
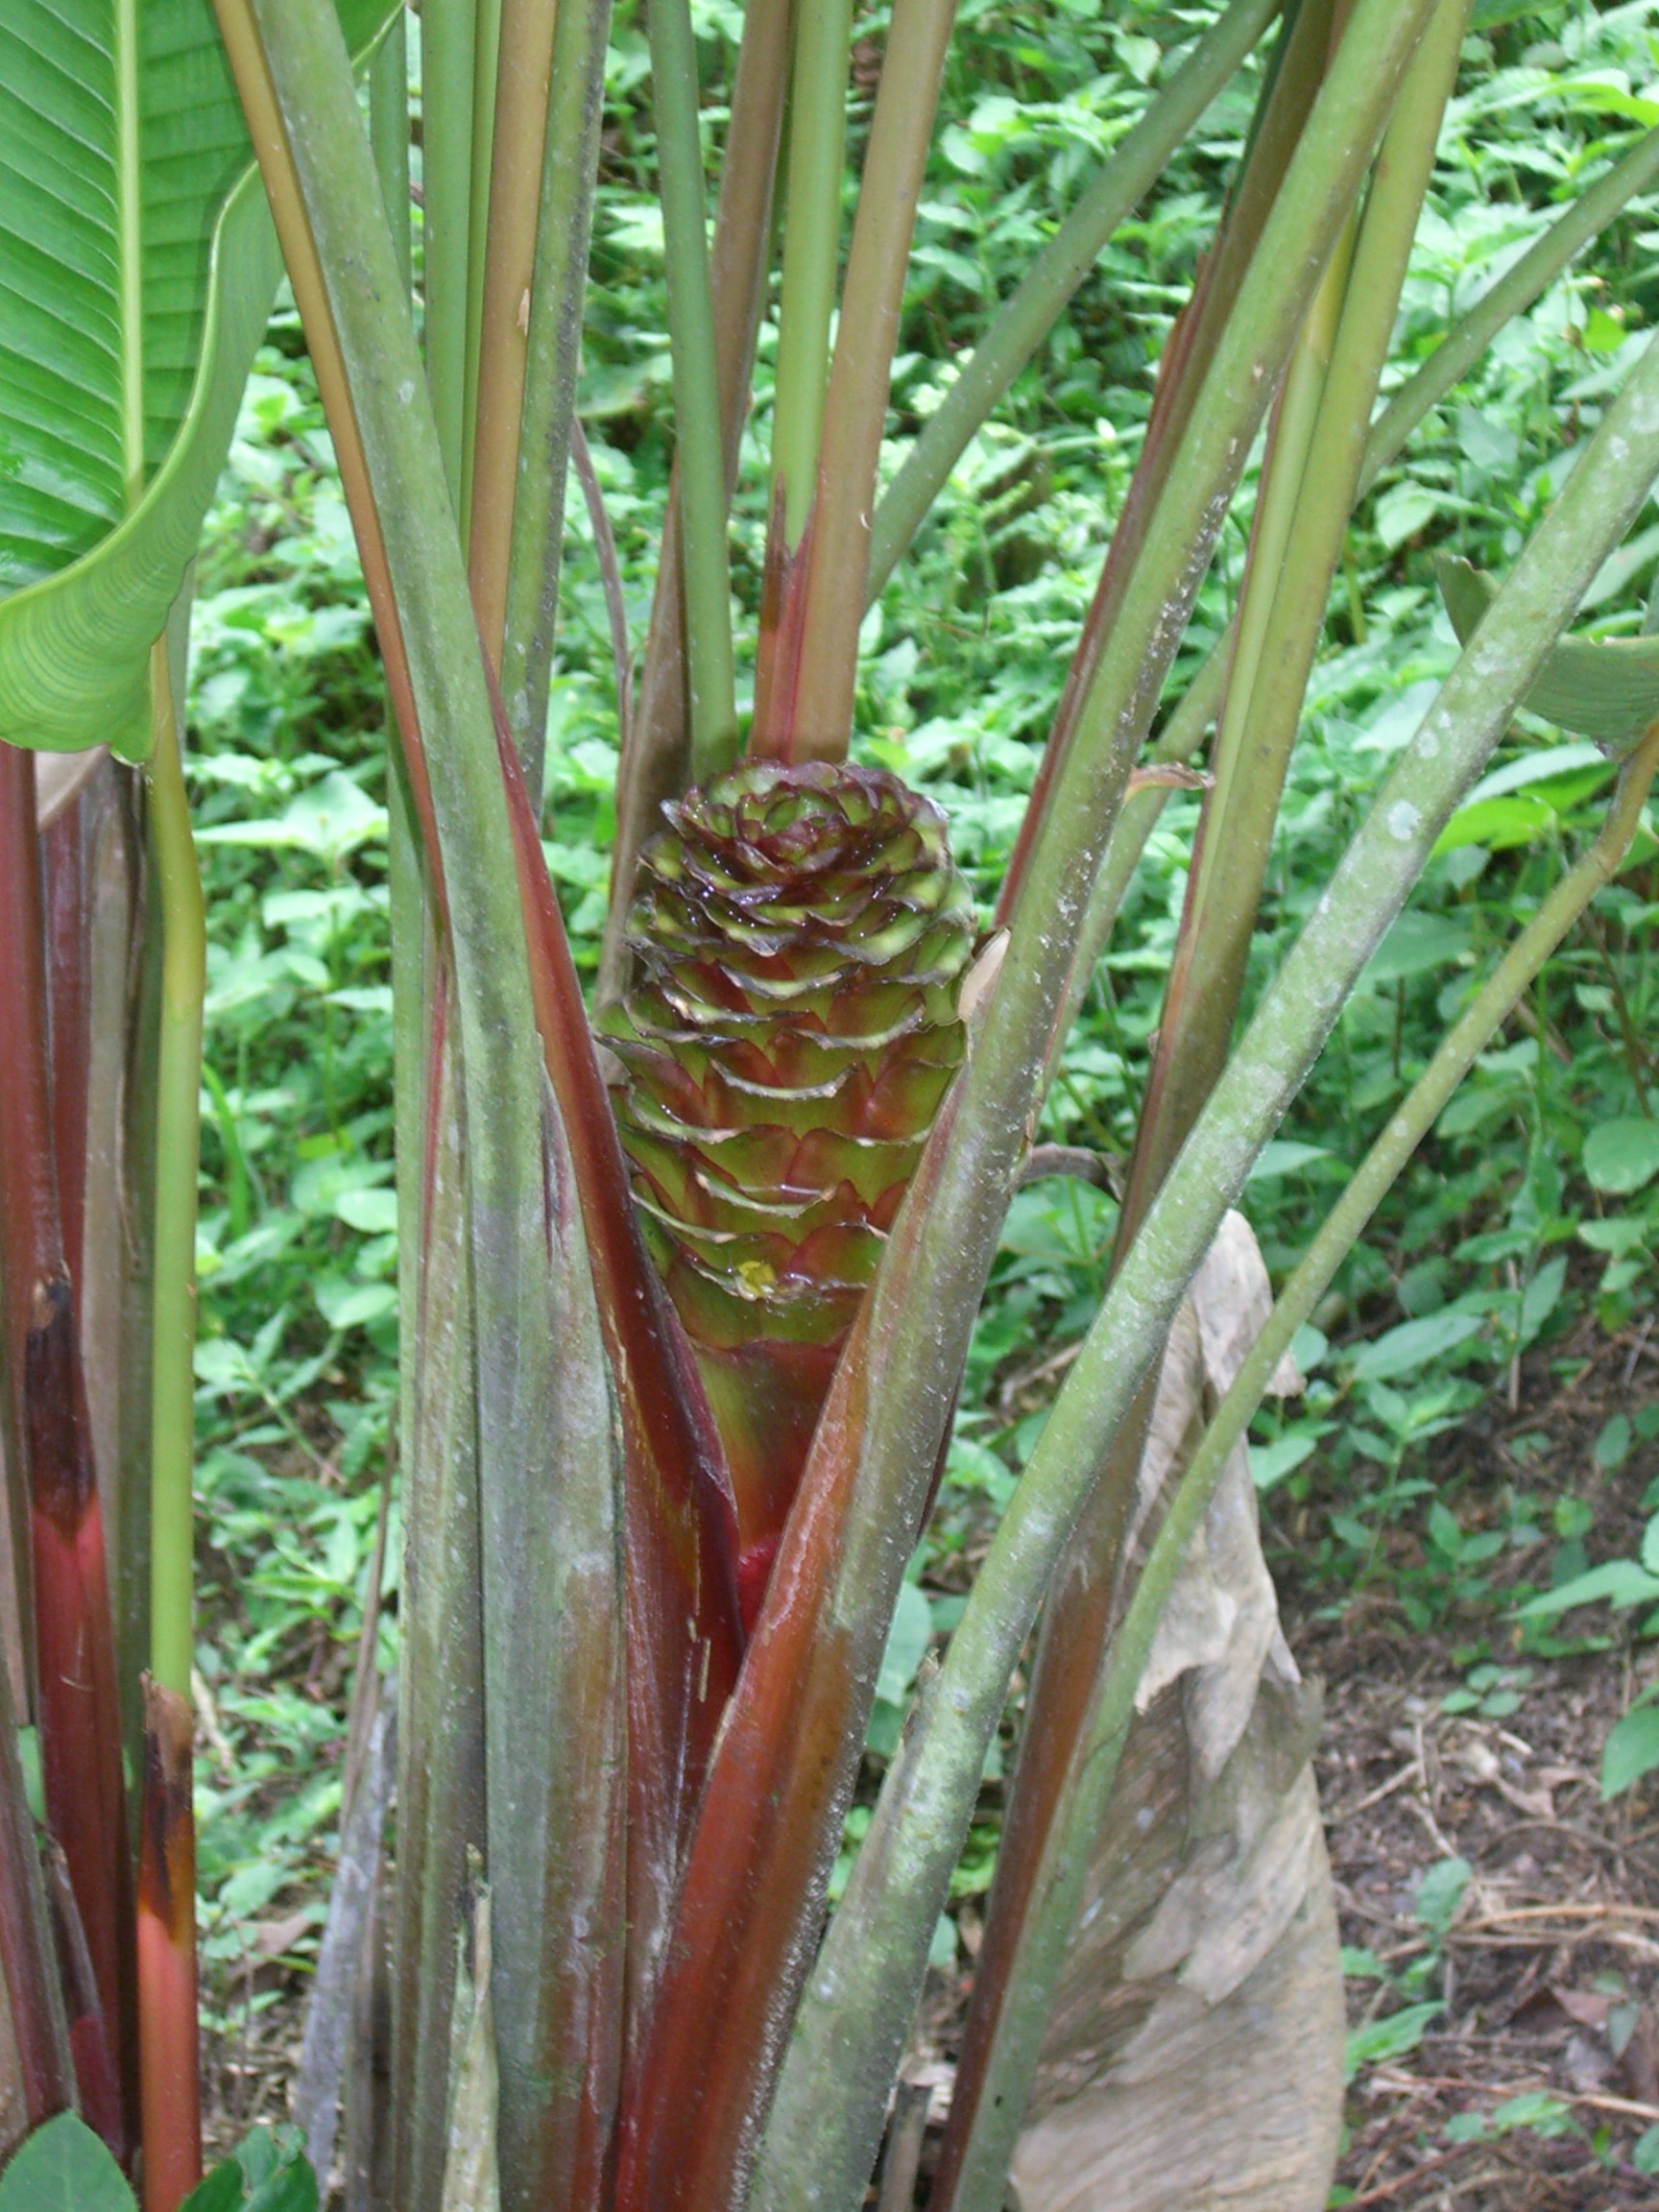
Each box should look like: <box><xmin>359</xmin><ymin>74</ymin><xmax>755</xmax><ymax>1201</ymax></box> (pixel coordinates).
<box><xmin>176</xmin><ymin>0</ymin><xmax>1659</xmax><ymax>2072</ymax></box>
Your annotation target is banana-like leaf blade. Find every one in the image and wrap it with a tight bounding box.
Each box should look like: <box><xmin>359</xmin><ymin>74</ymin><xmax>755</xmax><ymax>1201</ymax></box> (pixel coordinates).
<box><xmin>0</xmin><ymin>0</ymin><xmax>393</xmax><ymax>759</ymax></box>
<box><xmin>1437</xmin><ymin>552</ymin><xmax>1659</xmax><ymax>751</ymax></box>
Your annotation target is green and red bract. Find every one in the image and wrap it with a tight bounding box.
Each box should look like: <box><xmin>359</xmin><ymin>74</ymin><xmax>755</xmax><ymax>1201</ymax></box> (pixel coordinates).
<box><xmin>607</xmin><ymin>758</ymin><xmax>974</xmax><ymax>1623</ymax></box>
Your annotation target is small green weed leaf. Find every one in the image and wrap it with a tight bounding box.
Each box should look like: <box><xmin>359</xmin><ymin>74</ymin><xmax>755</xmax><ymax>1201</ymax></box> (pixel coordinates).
<box><xmin>1434</xmin><ymin>792</ymin><xmax>1554</xmax><ymax>854</ymax></box>
<box><xmin>1437</xmin><ymin>555</ymin><xmax>1659</xmax><ymax>750</ymax></box>
<box><xmin>1361</xmin><ymin>911</ymin><xmax>1473</xmax><ymax>988</ymax></box>
<box><xmin>877</xmin><ymin>1579</ymin><xmax>933</xmax><ymax>1709</ymax></box>
<box><xmin>1487</xmin><ymin>2092</ymin><xmax>1576</xmax><ymax>2139</ymax></box>
<box><xmin>1349</xmin><ymin>1311</ymin><xmax>1482</xmax><ymax>1382</ymax></box>
<box><xmin>1249</xmin><ymin>1429</ymin><xmax>1322</xmax><ymax>1493</ymax></box>
<box><xmin>1427</xmin><ymin>1502</ymin><xmax>1462</xmax><ymax>1558</ymax></box>
<box><xmin>1641</xmin><ymin>1512</ymin><xmax>1659</xmax><ymax>1576</ymax></box>
<box><xmin>315</xmin><ymin>1277</ymin><xmax>399</xmax><ymax>1332</ymax></box>
<box><xmin>1599</xmin><ymin>1415</ymin><xmax>1634</xmax><ymax>1473</ymax></box>
<box><xmin>1246</xmin><ymin>1140</ymin><xmax>1333</xmax><ymax>1183</ymax></box>
<box><xmin>1602</xmin><ymin>1704</ymin><xmax>1659</xmax><ymax>1799</ymax></box>
<box><xmin>1520</xmin><ymin>1560</ymin><xmax>1659</xmax><ymax>1619</ymax></box>
<box><xmin>0</xmin><ymin>2114</ymin><xmax>135</xmax><ymax>2211</ymax></box>
<box><xmin>1519</xmin><ymin>1255</ymin><xmax>1567</xmax><ymax>1346</ymax></box>
<box><xmin>1375</xmin><ymin>482</ymin><xmax>1445</xmax><ymax>553</ymax></box>
<box><xmin>1459</xmin><ymin>741</ymin><xmax>1609</xmax><ymax>807</ymax></box>
<box><xmin>1584</xmin><ymin>1118</ymin><xmax>1659</xmax><ymax>1196</ymax></box>
<box><xmin>1577</xmin><ymin>1215</ymin><xmax>1648</xmax><ymax>1257</ymax></box>
<box><xmin>1414</xmin><ymin>1856</ymin><xmax>1472</xmax><ymax>1937</ymax></box>
<box><xmin>180</xmin><ymin>2126</ymin><xmax>318</xmax><ymax>2211</ymax></box>
<box><xmin>333</xmin><ymin>1188</ymin><xmax>398</xmax><ymax>1235</ymax></box>
<box><xmin>1634</xmin><ymin>2122</ymin><xmax>1659</xmax><ymax>2175</ymax></box>
<box><xmin>1345</xmin><ymin>2002</ymin><xmax>1442</xmax><ymax>2082</ymax></box>
<box><xmin>195</xmin><ymin>773</ymin><xmax>387</xmax><ymax>866</ymax></box>
<box><xmin>1340</xmin><ymin>1946</ymin><xmax>1386</xmax><ymax>1980</ymax></box>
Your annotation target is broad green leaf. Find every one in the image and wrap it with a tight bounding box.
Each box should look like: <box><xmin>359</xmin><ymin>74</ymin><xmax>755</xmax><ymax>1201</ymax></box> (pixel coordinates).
<box><xmin>1518</xmin><ymin>1253</ymin><xmax>1567</xmax><ymax>1346</ymax></box>
<box><xmin>1413</xmin><ymin>1856</ymin><xmax>1471</xmax><ymax>1936</ymax></box>
<box><xmin>1583</xmin><ymin>1117</ymin><xmax>1659</xmax><ymax>1195</ymax></box>
<box><xmin>1459</xmin><ymin>741</ymin><xmax>1611</xmax><ymax>806</ymax></box>
<box><xmin>1344</xmin><ymin>2002</ymin><xmax>1441</xmax><ymax>2083</ymax></box>
<box><xmin>876</xmin><ymin>1578</ymin><xmax>934</xmax><ymax>1709</ymax></box>
<box><xmin>1519</xmin><ymin>1559</ymin><xmax>1659</xmax><ymax>1619</ymax></box>
<box><xmin>1432</xmin><ymin>792</ymin><xmax>1554</xmax><ymax>854</ymax></box>
<box><xmin>1602</xmin><ymin>1702</ymin><xmax>1659</xmax><ymax>1799</ymax></box>
<box><xmin>1437</xmin><ymin>555</ymin><xmax>1659</xmax><ymax>752</ymax></box>
<box><xmin>1360</xmin><ymin>909</ymin><xmax>1472</xmax><ymax>987</ymax></box>
<box><xmin>0</xmin><ymin>0</ymin><xmax>396</xmax><ymax>759</ymax></box>
<box><xmin>1348</xmin><ymin>1310</ymin><xmax>1482</xmax><ymax>1382</ymax></box>
<box><xmin>180</xmin><ymin>2126</ymin><xmax>318</xmax><ymax>2212</ymax></box>
<box><xmin>1246</xmin><ymin>1139</ymin><xmax>1334</xmax><ymax>1182</ymax></box>
<box><xmin>0</xmin><ymin>2114</ymin><xmax>135</xmax><ymax>2212</ymax></box>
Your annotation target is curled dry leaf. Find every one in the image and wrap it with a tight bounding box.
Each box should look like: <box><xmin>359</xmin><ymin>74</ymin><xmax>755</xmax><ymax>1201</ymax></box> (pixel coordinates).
<box><xmin>1012</xmin><ymin>1214</ymin><xmax>1343</xmax><ymax>2212</ymax></box>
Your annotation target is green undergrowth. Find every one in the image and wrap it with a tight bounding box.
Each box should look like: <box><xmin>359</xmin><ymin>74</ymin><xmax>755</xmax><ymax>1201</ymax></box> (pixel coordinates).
<box><xmin>180</xmin><ymin>0</ymin><xmax>1659</xmax><ymax>2043</ymax></box>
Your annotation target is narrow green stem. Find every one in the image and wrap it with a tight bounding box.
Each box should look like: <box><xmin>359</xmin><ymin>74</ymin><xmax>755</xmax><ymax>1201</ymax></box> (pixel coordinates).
<box><xmin>1200</xmin><ymin>215</ymin><xmax>1356</xmax><ymax>849</ymax></box>
<box><xmin>755</xmin><ymin>310</ymin><xmax>1659</xmax><ymax>2212</ymax></box>
<box><xmin>1366</xmin><ymin>124</ymin><xmax>1659</xmax><ymax>482</ymax></box>
<box><xmin>781</xmin><ymin>0</ymin><xmax>958</xmax><ymax>760</ymax></box>
<box><xmin>468</xmin><ymin>0</ymin><xmax>561</xmax><ymax>673</ymax></box>
<box><xmin>1057</xmin><ymin>25</ymin><xmax>1638</xmax><ymax>1060</ymax></box>
<box><xmin>421</xmin><ymin>0</ymin><xmax>477</xmax><ymax>504</ymax></box>
<box><xmin>771</xmin><ymin>0</ymin><xmax>854</xmax><ymax>548</ymax></box>
<box><xmin>499</xmin><ymin>0</ymin><xmax>616</xmax><ymax>789</ymax></box>
<box><xmin>371</xmin><ymin>11</ymin><xmax>414</xmax><ymax>296</ymax></box>
<box><xmin>648</xmin><ymin>0</ymin><xmax>738</xmax><ymax>780</ymax></box>
<box><xmin>866</xmin><ymin>0</ymin><xmax>1283</xmax><ymax>600</ymax></box>
<box><xmin>460</xmin><ymin>0</ymin><xmax>504</xmax><ymax>528</ymax></box>
<box><xmin>143</xmin><ymin>641</ymin><xmax>204</xmax><ymax>1702</ymax></box>
<box><xmin>598</xmin><ymin>0</ymin><xmax>791</xmax><ymax>1001</ymax></box>
<box><xmin>1130</xmin><ymin>0</ymin><xmax>1466</xmax><ymax>1219</ymax></box>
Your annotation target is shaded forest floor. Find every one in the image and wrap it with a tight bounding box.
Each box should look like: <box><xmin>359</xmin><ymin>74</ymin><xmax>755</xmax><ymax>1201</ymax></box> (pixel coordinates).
<box><xmin>1295</xmin><ymin>1310</ymin><xmax>1659</xmax><ymax>2209</ymax></box>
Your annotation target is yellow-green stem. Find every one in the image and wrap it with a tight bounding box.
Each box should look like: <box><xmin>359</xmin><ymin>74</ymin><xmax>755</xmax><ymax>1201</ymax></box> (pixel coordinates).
<box><xmin>781</xmin><ymin>0</ymin><xmax>958</xmax><ymax>760</ymax></box>
<box><xmin>421</xmin><ymin>0</ymin><xmax>477</xmax><ymax>505</ymax></box>
<box><xmin>142</xmin><ymin>638</ymin><xmax>204</xmax><ymax>1702</ymax></box>
<box><xmin>771</xmin><ymin>0</ymin><xmax>854</xmax><ymax>548</ymax></box>
<box><xmin>460</xmin><ymin>0</ymin><xmax>503</xmax><ymax>527</ymax></box>
<box><xmin>649</xmin><ymin>0</ymin><xmax>738</xmax><ymax>779</ymax></box>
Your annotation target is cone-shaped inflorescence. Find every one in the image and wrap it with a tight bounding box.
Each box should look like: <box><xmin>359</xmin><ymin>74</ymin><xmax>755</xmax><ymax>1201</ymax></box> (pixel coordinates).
<box><xmin>607</xmin><ymin>759</ymin><xmax>974</xmax><ymax>1624</ymax></box>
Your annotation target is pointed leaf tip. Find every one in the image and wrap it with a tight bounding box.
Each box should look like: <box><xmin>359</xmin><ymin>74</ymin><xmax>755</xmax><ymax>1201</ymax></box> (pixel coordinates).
<box><xmin>1436</xmin><ymin>553</ymin><xmax>1659</xmax><ymax>752</ymax></box>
